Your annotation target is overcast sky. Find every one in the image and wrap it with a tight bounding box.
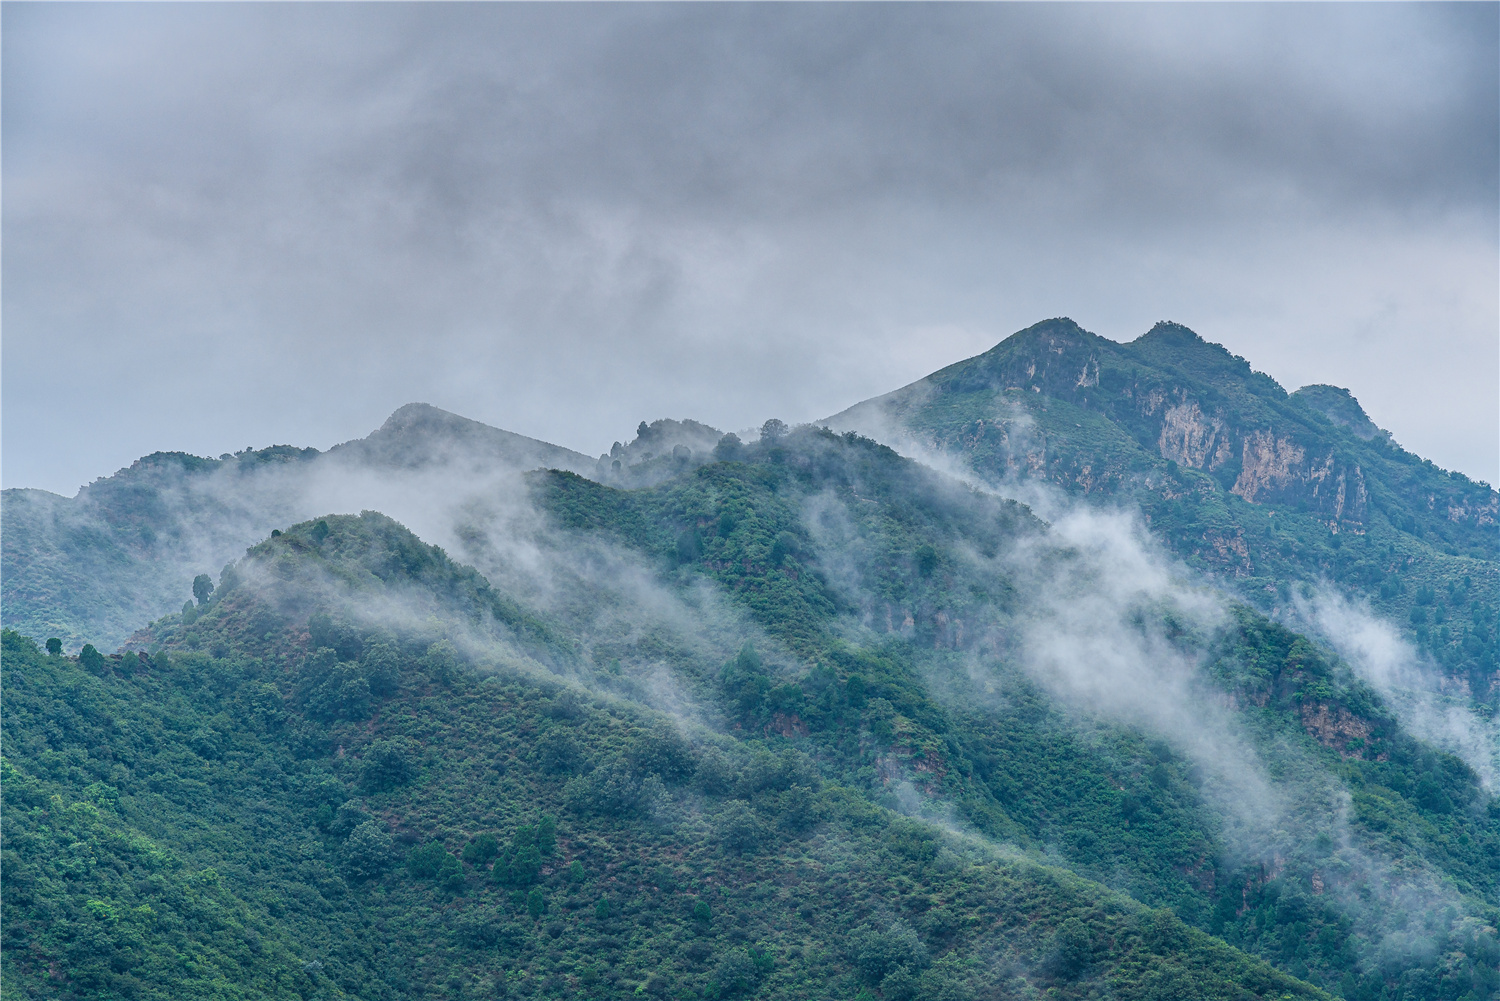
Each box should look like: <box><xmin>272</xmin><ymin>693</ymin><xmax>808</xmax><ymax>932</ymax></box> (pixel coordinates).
<box><xmin>4</xmin><ymin>3</ymin><xmax>1497</xmax><ymax>495</ymax></box>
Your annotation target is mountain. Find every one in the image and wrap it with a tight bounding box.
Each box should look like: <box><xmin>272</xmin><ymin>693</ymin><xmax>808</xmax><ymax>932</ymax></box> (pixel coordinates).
<box><xmin>823</xmin><ymin>318</ymin><xmax>1498</xmax><ymax>701</ymax></box>
<box><xmin>4</xmin><ymin>328</ymin><xmax>1498</xmax><ymax>1000</ymax></box>
<box><xmin>328</xmin><ymin>403</ymin><xmax>594</xmax><ymax>474</ymax></box>
<box><xmin>0</xmin><ymin>405</ymin><xmax>595</xmax><ymax>653</ymax></box>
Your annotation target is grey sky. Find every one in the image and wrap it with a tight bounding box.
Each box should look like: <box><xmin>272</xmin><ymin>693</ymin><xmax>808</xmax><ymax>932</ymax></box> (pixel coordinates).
<box><xmin>5</xmin><ymin>2</ymin><xmax>1496</xmax><ymax>495</ymax></box>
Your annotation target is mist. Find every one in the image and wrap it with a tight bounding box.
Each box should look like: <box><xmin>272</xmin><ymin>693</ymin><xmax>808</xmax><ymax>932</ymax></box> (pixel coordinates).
<box><xmin>1297</xmin><ymin>588</ymin><xmax>1500</xmax><ymax>791</ymax></box>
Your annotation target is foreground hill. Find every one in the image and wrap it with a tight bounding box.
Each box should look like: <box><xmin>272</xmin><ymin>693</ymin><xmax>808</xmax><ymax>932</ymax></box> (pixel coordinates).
<box><xmin>5</xmin><ymin>429</ymin><xmax>1496</xmax><ymax>1000</ymax></box>
<box><xmin>824</xmin><ymin>318</ymin><xmax>1498</xmax><ymax>703</ymax></box>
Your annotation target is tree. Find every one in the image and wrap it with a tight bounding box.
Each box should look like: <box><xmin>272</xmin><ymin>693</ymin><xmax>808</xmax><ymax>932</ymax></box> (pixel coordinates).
<box><xmin>192</xmin><ymin>574</ymin><xmax>215</xmax><ymax>607</ymax></box>
<box><xmin>407</xmin><ymin>842</ymin><xmax>450</xmax><ymax>879</ymax></box>
<box><xmin>759</xmin><ymin>418</ymin><xmax>788</xmax><ymax>442</ymax></box>
<box><xmin>423</xmin><ymin>640</ymin><xmax>460</xmax><ymax>685</ymax></box>
<box><xmin>712</xmin><ymin>948</ymin><xmax>764</xmax><ymax>997</ymax></box>
<box><xmin>536</xmin><ymin>731</ymin><xmax>581</xmax><ymax>775</ymax></box>
<box><xmin>714</xmin><ymin>433</ymin><xmax>744</xmax><ymax>462</ymax></box>
<box><xmin>536</xmin><ymin>815</ymin><xmax>557</xmax><ymax>857</ymax></box>
<box><xmin>436</xmin><ymin>852</ymin><xmax>465</xmax><ymax>891</ymax></box>
<box><xmin>45</xmin><ymin>638</ymin><xmax>61</xmax><ymax>656</ymax></box>
<box><xmin>463</xmin><ymin>833</ymin><xmax>500</xmax><ymax>869</ymax></box>
<box><xmin>78</xmin><ymin>644</ymin><xmax>106</xmax><ymax>676</ymax></box>
<box><xmin>1044</xmin><ymin>917</ymin><xmax>1092</xmax><ymax>979</ymax></box>
<box><xmin>360</xmin><ymin>639</ymin><xmax>402</xmax><ymax>697</ymax></box>
<box><xmin>713</xmin><ymin>801</ymin><xmax>764</xmax><ymax>855</ymax></box>
<box><xmin>852</xmin><ymin>921</ymin><xmax>927</xmax><ymax>984</ymax></box>
<box><xmin>358</xmin><ymin>739</ymin><xmax>417</xmax><ymax>793</ymax></box>
<box><xmin>341</xmin><ymin>821</ymin><xmax>396</xmax><ymax>881</ymax></box>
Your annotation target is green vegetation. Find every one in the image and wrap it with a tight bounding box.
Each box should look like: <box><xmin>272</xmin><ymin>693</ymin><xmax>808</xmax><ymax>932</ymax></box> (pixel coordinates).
<box><xmin>5</xmin><ymin>426</ymin><xmax>1497</xmax><ymax>999</ymax></box>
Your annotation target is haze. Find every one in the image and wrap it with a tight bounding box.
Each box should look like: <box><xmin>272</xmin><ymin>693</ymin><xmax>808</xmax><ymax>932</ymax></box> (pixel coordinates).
<box><xmin>4</xmin><ymin>2</ymin><xmax>1496</xmax><ymax>495</ymax></box>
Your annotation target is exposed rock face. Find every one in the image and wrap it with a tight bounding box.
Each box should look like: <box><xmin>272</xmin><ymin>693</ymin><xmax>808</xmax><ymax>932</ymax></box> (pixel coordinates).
<box><xmin>1299</xmin><ymin>702</ymin><xmax>1378</xmax><ymax>758</ymax></box>
<box><xmin>1158</xmin><ymin>401</ymin><xmax>1233</xmax><ymax>471</ymax></box>
<box><xmin>1232</xmin><ymin>432</ymin><xmax>1307</xmax><ymax>503</ymax></box>
<box><xmin>1230</xmin><ymin>432</ymin><xmax>1368</xmax><ymax>529</ymax></box>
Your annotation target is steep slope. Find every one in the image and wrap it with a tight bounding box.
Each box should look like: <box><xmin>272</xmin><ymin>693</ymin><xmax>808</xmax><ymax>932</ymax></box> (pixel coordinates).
<box><xmin>7</xmin><ymin>430</ymin><xmax>1496</xmax><ymax>1000</ymax></box>
<box><xmin>823</xmin><ymin>318</ymin><xmax>1498</xmax><ymax>701</ymax></box>
<box><xmin>0</xmin><ymin>406</ymin><xmax>593</xmax><ymax>653</ymax></box>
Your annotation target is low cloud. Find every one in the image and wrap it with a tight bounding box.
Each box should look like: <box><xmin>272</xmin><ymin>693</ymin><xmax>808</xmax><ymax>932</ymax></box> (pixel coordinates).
<box><xmin>1297</xmin><ymin>588</ymin><xmax>1499</xmax><ymax>791</ymax></box>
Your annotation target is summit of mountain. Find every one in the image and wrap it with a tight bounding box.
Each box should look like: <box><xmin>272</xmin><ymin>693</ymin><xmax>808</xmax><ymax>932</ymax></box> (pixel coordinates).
<box><xmin>326</xmin><ymin>402</ymin><xmax>594</xmax><ymax>475</ymax></box>
<box><xmin>1290</xmin><ymin>384</ymin><xmax>1385</xmax><ymax>442</ymax></box>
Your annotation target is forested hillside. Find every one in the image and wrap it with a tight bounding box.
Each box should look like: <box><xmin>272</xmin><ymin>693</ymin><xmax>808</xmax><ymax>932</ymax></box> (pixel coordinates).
<box><xmin>5</xmin><ymin>427</ymin><xmax>1496</xmax><ymax>1000</ymax></box>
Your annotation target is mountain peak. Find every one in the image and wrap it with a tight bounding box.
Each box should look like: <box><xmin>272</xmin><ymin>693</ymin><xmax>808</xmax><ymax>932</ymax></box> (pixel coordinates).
<box><xmin>332</xmin><ymin>403</ymin><xmax>594</xmax><ymax>474</ymax></box>
<box><xmin>1128</xmin><ymin>321</ymin><xmax>1224</xmax><ymax>359</ymax></box>
<box><xmin>989</xmin><ymin>316</ymin><xmax>1094</xmax><ymax>351</ymax></box>
<box><xmin>1290</xmin><ymin>384</ymin><xmax>1383</xmax><ymax>441</ymax></box>
<box><xmin>1136</xmin><ymin>320</ymin><xmax>1204</xmax><ymax>342</ymax></box>
<box><xmin>377</xmin><ymin>402</ymin><xmax>469</xmax><ymax>434</ymax></box>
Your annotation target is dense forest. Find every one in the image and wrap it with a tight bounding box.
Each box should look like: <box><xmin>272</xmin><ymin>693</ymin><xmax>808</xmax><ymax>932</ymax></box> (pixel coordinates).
<box><xmin>4</xmin><ymin>422</ymin><xmax>1496</xmax><ymax>1000</ymax></box>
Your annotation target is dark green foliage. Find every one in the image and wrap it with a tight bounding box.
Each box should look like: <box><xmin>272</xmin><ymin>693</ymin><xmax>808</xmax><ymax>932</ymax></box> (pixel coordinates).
<box><xmin>45</xmin><ymin>637</ymin><xmax>61</xmax><ymax>656</ymax></box>
<box><xmin>852</xmin><ymin>919</ymin><xmax>928</xmax><ymax>984</ymax></box>
<box><xmin>77</xmin><ymin>643</ymin><xmax>105</xmax><ymax>675</ymax></box>
<box><xmin>357</xmin><ymin>738</ymin><xmax>417</xmax><ymax>793</ymax></box>
<box><xmin>192</xmin><ymin>573</ymin><xmax>214</xmax><ymax>607</ymax></box>
<box><xmin>463</xmin><ymin>832</ymin><xmax>500</xmax><ymax>868</ymax></box>
<box><xmin>407</xmin><ymin>841</ymin><xmax>451</xmax><ymax>879</ymax></box>
<box><xmin>713</xmin><ymin>801</ymin><xmax>765</xmax><ymax>854</ymax></box>
<box><xmin>341</xmin><ymin>820</ymin><xmax>397</xmax><ymax>881</ymax></box>
<box><xmin>1045</xmin><ymin>917</ymin><xmax>1094</xmax><ymax>980</ymax></box>
<box><xmin>712</xmin><ymin>946</ymin><xmax>766</xmax><ymax>996</ymax></box>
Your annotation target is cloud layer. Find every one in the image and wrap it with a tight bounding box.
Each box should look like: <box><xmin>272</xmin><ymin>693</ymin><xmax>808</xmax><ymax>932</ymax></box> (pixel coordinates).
<box><xmin>4</xmin><ymin>3</ymin><xmax>1495</xmax><ymax>494</ymax></box>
